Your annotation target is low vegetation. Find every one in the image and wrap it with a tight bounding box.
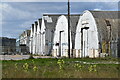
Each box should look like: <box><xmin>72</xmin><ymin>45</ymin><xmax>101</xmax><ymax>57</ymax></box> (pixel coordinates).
<box><xmin>2</xmin><ymin>58</ymin><xmax>120</xmax><ymax>78</ymax></box>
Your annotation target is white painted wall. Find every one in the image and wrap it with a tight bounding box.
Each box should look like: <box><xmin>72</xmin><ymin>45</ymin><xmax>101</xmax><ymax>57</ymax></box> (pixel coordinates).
<box><xmin>36</xmin><ymin>20</ymin><xmax>41</xmax><ymax>55</ymax></box>
<box><xmin>53</xmin><ymin>15</ymin><xmax>72</xmax><ymax>57</ymax></box>
<box><xmin>75</xmin><ymin>10</ymin><xmax>99</xmax><ymax>58</ymax></box>
<box><xmin>29</xmin><ymin>27</ymin><xmax>33</xmax><ymax>54</ymax></box>
<box><xmin>40</xmin><ymin>17</ymin><xmax>46</xmax><ymax>55</ymax></box>
<box><xmin>33</xmin><ymin>23</ymin><xmax>37</xmax><ymax>55</ymax></box>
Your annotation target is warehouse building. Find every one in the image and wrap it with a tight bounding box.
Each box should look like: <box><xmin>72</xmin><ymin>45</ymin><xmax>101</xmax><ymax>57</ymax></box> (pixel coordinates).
<box><xmin>18</xmin><ymin>10</ymin><xmax>119</xmax><ymax>58</ymax></box>
<box><xmin>0</xmin><ymin>37</ymin><xmax>16</xmax><ymax>55</ymax></box>
<box><xmin>52</xmin><ymin>14</ymin><xmax>80</xmax><ymax>57</ymax></box>
<box><xmin>18</xmin><ymin>30</ymin><xmax>31</xmax><ymax>54</ymax></box>
<box><xmin>43</xmin><ymin>14</ymin><xmax>60</xmax><ymax>56</ymax></box>
<box><xmin>75</xmin><ymin>10</ymin><xmax>119</xmax><ymax>58</ymax></box>
<box><xmin>29</xmin><ymin>14</ymin><xmax>80</xmax><ymax>57</ymax></box>
<box><xmin>30</xmin><ymin>14</ymin><xmax>60</xmax><ymax>55</ymax></box>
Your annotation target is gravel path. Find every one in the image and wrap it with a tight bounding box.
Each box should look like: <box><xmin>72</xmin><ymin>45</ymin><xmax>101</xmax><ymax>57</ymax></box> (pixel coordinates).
<box><xmin>72</xmin><ymin>61</ymin><xmax>119</xmax><ymax>64</ymax></box>
<box><xmin>0</xmin><ymin>55</ymin><xmax>54</xmax><ymax>60</ymax></box>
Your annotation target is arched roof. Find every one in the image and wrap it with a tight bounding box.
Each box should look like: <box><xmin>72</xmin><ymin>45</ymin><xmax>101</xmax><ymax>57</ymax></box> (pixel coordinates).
<box><xmin>87</xmin><ymin>10</ymin><xmax>120</xmax><ymax>42</ymax></box>
<box><xmin>38</xmin><ymin>18</ymin><xmax>42</xmax><ymax>30</ymax></box>
<box><xmin>89</xmin><ymin>10</ymin><xmax>119</xmax><ymax>19</ymax></box>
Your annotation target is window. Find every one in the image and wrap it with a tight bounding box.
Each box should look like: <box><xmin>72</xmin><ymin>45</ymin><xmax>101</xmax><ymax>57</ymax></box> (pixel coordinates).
<box><xmin>105</xmin><ymin>20</ymin><xmax>111</xmax><ymax>26</ymax></box>
<box><xmin>55</xmin><ymin>43</ymin><xmax>59</xmax><ymax>46</ymax></box>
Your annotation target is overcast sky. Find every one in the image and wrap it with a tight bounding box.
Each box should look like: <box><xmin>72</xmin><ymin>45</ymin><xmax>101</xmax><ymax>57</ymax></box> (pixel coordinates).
<box><xmin>0</xmin><ymin>2</ymin><xmax>118</xmax><ymax>38</ymax></box>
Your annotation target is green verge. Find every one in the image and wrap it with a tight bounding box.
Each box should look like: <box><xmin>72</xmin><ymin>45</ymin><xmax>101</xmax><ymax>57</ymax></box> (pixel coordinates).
<box><xmin>2</xmin><ymin>58</ymin><xmax>119</xmax><ymax>78</ymax></box>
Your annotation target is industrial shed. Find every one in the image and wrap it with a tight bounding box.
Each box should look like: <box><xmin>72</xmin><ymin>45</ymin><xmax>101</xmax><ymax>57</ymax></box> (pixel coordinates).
<box><xmin>36</xmin><ymin>19</ymin><xmax>42</xmax><ymax>55</ymax></box>
<box><xmin>52</xmin><ymin>15</ymin><xmax>71</xmax><ymax>57</ymax></box>
<box><xmin>29</xmin><ymin>14</ymin><xmax>60</xmax><ymax>55</ymax></box>
<box><xmin>32</xmin><ymin>21</ymin><xmax>38</xmax><ymax>55</ymax></box>
<box><xmin>37</xmin><ymin>14</ymin><xmax>79</xmax><ymax>56</ymax></box>
<box><xmin>70</xmin><ymin>15</ymin><xmax>80</xmax><ymax>57</ymax></box>
<box><xmin>52</xmin><ymin>15</ymin><xmax>80</xmax><ymax>57</ymax></box>
<box><xmin>30</xmin><ymin>19</ymin><xmax>42</xmax><ymax>55</ymax></box>
<box><xmin>118</xmin><ymin>11</ymin><xmax>120</xmax><ymax>58</ymax></box>
<box><xmin>29</xmin><ymin>24</ymin><xmax>34</xmax><ymax>54</ymax></box>
<box><xmin>0</xmin><ymin>37</ymin><xmax>16</xmax><ymax>55</ymax></box>
<box><xmin>75</xmin><ymin>10</ymin><xmax>119</xmax><ymax>58</ymax></box>
<box><xmin>43</xmin><ymin>14</ymin><xmax>60</xmax><ymax>55</ymax></box>
<box><xmin>18</xmin><ymin>30</ymin><xmax>30</xmax><ymax>54</ymax></box>
<box><xmin>28</xmin><ymin>14</ymin><xmax>79</xmax><ymax>56</ymax></box>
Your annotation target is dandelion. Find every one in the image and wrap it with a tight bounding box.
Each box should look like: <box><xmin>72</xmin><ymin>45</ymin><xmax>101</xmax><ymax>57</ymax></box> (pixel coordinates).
<box><xmin>93</xmin><ymin>64</ymin><xmax>97</xmax><ymax>72</ymax></box>
<box><xmin>23</xmin><ymin>63</ymin><xmax>29</xmax><ymax>72</ymax></box>
<box><xmin>62</xmin><ymin>59</ymin><xmax>65</xmax><ymax>64</ymax></box>
<box><xmin>79</xmin><ymin>65</ymin><xmax>82</xmax><ymax>70</ymax></box>
<box><xmin>74</xmin><ymin>63</ymin><xmax>83</xmax><ymax>71</ymax></box>
<box><xmin>15</xmin><ymin>63</ymin><xmax>18</xmax><ymax>69</ymax></box>
<box><xmin>33</xmin><ymin>66</ymin><xmax>38</xmax><ymax>72</ymax></box>
<box><xmin>88</xmin><ymin>64</ymin><xmax>97</xmax><ymax>72</ymax></box>
<box><xmin>57</xmin><ymin>60</ymin><xmax>61</xmax><ymax>64</ymax></box>
<box><xmin>32</xmin><ymin>60</ymin><xmax>34</xmax><ymax>64</ymax></box>
<box><xmin>88</xmin><ymin>65</ymin><xmax>93</xmax><ymax>72</ymax></box>
<box><xmin>15</xmin><ymin>63</ymin><xmax>18</xmax><ymax>72</ymax></box>
<box><xmin>57</xmin><ymin>59</ymin><xmax>65</xmax><ymax>72</ymax></box>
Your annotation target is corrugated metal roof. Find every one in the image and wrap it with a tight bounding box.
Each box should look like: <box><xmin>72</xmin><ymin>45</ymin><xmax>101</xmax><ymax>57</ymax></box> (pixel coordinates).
<box><xmin>38</xmin><ymin>18</ymin><xmax>42</xmax><ymax>30</ymax></box>
<box><xmin>89</xmin><ymin>11</ymin><xmax>119</xmax><ymax>19</ymax></box>
<box><xmin>35</xmin><ymin>21</ymin><xmax>38</xmax><ymax>32</ymax></box>
<box><xmin>26</xmin><ymin>30</ymin><xmax>31</xmax><ymax>36</ymax></box>
<box><xmin>32</xmin><ymin>24</ymin><xmax>34</xmax><ymax>33</ymax></box>
<box><xmin>43</xmin><ymin>15</ymin><xmax>60</xmax><ymax>55</ymax></box>
<box><xmin>89</xmin><ymin>11</ymin><xmax>120</xmax><ymax>41</ymax></box>
<box><xmin>89</xmin><ymin>10</ymin><xmax>120</xmax><ymax>57</ymax></box>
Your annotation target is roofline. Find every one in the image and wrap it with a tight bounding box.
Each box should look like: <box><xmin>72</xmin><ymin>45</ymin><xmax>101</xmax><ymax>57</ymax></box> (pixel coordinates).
<box><xmin>43</xmin><ymin>14</ymin><xmax>81</xmax><ymax>16</ymax></box>
<box><xmin>38</xmin><ymin>18</ymin><xmax>42</xmax><ymax>20</ymax></box>
<box><xmin>88</xmin><ymin>10</ymin><xmax>120</xmax><ymax>12</ymax></box>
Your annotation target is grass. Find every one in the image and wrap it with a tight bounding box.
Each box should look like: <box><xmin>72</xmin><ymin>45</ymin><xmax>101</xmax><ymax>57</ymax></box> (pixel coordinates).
<box><xmin>1</xmin><ymin>58</ymin><xmax>120</xmax><ymax>78</ymax></box>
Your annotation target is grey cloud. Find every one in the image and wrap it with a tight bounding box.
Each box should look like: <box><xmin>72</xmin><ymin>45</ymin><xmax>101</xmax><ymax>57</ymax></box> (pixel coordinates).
<box><xmin>1</xmin><ymin>2</ymin><xmax>118</xmax><ymax>38</ymax></box>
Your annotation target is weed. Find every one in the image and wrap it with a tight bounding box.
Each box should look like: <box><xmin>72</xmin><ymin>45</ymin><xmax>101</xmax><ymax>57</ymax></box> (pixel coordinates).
<box><xmin>88</xmin><ymin>64</ymin><xmax>97</xmax><ymax>72</ymax></box>
<box><xmin>15</xmin><ymin>63</ymin><xmax>18</xmax><ymax>71</ymax></box>
<box><xmin>57</xmin><ymin>59</ymin><xmax>65</xmax><ymax>72</ymax></box>
<box><xmin>23</xmin><ymin>63</ymin><xmax>29</xmax><ymax>72</ymax></box>
<box><xmin>74</xmin><ymin>63</ymin><xmax>83</xmax><ymax>71</ymax></box>
<box><xmin>33</xmin><ymin>66</ymin><xmax>38</xmax><ymax>72</ymax></box>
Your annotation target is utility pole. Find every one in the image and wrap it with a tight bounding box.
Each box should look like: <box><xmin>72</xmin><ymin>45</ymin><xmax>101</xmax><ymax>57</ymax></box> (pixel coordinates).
<box><xmin>68</xmin><ymin>0</ymin><xmax>70</xmax><ymax>58</ymax></box>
